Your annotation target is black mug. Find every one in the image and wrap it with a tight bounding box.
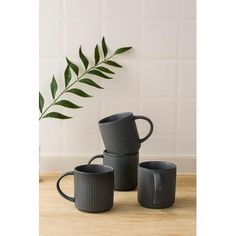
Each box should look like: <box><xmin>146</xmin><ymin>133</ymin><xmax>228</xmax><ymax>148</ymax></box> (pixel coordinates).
<box><xmin>56</xmin><ymin>164</ymin><xmax>114</xmax><ymax>213</ymax></box>
<box><xmin>98</xmin><ymin>112</ymin><xmax>154</xmax><ymax>155</ymax></box>
<box><xmin>88</xmin><ymin>151</ymin><xmax>139</xmax><ymax>191</ymax></box>
<box><xmin>138</xmin><ymin>161</ymin><xmax>176</xmax><ymax>209</ymax></box>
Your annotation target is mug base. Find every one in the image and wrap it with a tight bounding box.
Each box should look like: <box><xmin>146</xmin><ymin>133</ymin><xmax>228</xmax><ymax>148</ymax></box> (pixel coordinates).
<box><xmin>115</xmin><ymin>185</ymin><xmax>137</xmax><ymax>191</ymax></box>
<box><xmin>138</xmin><ymin>200</ymin><xmax>175</xmax><ymax>209</ymax></box>
<box><xmin>77</xmin><ymin>206</ymin><xmax>113</xmax><ymax>213</ymax></box>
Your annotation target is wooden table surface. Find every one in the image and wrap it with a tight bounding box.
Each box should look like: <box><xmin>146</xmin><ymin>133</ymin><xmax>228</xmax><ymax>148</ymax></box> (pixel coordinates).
<box><xmin>40</xmin><ymin>174</ymin><xmax>196</xmax><ymax>236</ymax></box>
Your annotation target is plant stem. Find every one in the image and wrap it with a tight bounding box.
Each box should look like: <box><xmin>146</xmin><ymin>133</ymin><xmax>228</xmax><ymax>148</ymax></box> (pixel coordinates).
<box><xmin>39</xmin><ymin>54</ymin><xmax>114</xmax><ymax>120</ymax></box>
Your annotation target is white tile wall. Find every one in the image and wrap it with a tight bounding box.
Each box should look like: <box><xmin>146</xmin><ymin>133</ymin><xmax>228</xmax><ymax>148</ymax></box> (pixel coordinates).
<box><xmin>140</xmin><ymin>98</ymin><xmax>177</xmax><ymax>135</ymax></box>
<box><xmin>101</xmin><ymin>98</ymin><xmax>140</xmax><ymax>116</ymax></box>
<box><xmin>63</xmin><ymin>18</ymin><xmax>102</xmax><ymax>57</ymax></box>
<box><xmin>39</xmin><ymin>0</ymin><xmax>62</xmax><ymax>18</ymax></box>
<box><xmin>179</xmin><ymin>61</ymin><xmax>196</xmax><ymax>97</ymax></box>
<box><xmin>141</xmin><ymin>135</ymin><xmax>176</xmax><ymax>155</ymax></box>
<box><xmin>177</xmin><ymin>99</ymin><xmax>196</xmax><ymax>135</ymax></box>
<box><xmin>176</xmin><ymin>135</ymin><xmax>196</xmax><ymax>155</ymax></box>
<box><xmin>39</xmin><ymin>0</ymin><xmax>196</xmax><ymax>158</ymax></box>
<box><xmin>63</xmin><ymin>0</ymin><xmax>102</xmax><ymax>17</ymax></box>
<box><xmin>103</xmin><ymin>19</ymin><xmax>140</xmax><ymax>57</ymax></box>
<box><xmin>140</xmin><ymin>60</ymin><xmax>178</xmax><ymax>97</ymax></box>
<box><xmin>39</xmin><ymin>19</ymin><xmax>62</xmax><ymax>57</ymax></box>
<box><xmin>179</xmin><ymin>21</ymin><xmax>196</xmax><ymax>58</ymax></box>
<box><xmin>39</xmin><ymin>58</ymin><xmax>63</xmax><ymax>89</ymax></box>
<box><xmin>104</xmin><ymin>0</ymin><xmax>141</xmax><ymax>18</ymax></box>
<box><xmin>102</xmin><ymin>59</ymin><xmax>140</xmax><ymax>98</ymax></box>
<box><xmin>180</xmin><ymin>0</ymin><xmax>196</xmax><ymax>19</ymax></box>
<box><xmin>141</xmin><ymin>20</ymin><xmax>179</xmax><ymax>58</ymax></box>
<box><xmin>141</xmin><ymin>0</ymin><xmax>180</xmax><ymax>19</ymax></box>
<box><xmin>39</xmin><ymin>119</ymin><xmax>63</xmax><ymax>153</ymax></box>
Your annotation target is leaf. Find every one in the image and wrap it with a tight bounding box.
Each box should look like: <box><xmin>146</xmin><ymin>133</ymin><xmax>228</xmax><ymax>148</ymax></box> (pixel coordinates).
<box><xmin>39</xmin><ymin>92</ymin><xmax>44</xmax><ymax>113</ymax></box>
<box><xmin>50</xmin><ymin>76</ymin><xmax>58</xmax><ymax>99</ymax></box>
<box><xmin>79</xmin><ymin>46</ymin><xmax>89</xmax><ymax>69</ymax></box>
<box><xmin>114</xmin><ymin>47</ymin><xmax>132</xmax><ymax>55</ymax></box>
<box><xmin>43</xmin><ymin>112</ymin><xmax>72</xmax><ymax>119</ymax></box>
<box><xmin>94</xmin><ymin>44</ymin><xmax>100</xmax><ymax>65</ymax></box>
<box><xmin>104</xmin><ymin>60</ymin><xmax>122</xmax><ymax>68</ymax></box>
<box><xmin>66</xmin><ymin>57</ymin><xmax>79</xmax><ymax>76</ymax></box>
<box><xmin>88</xmin><ymin>70</ymin><xmax>112</xmax><ymax>79</ymax></box>
<box><xmin>66</xmin><ymin>88</ymin><xmax>92</xmax><ymax>97</ymax></box>
<box><xmin>55</xmin><ymin>100</ymin><xmax>82</xmax><ymax>109</ymax></box>
<box><xmin>64</xmin><ymin>65</ymin><xmax>72</xmax><ymax>88</ymax></box>
<box><xmin>96</xmin><ymin>66</ymin><xmax>114</xmax><ymax>74</ymax></box>
<box><xmin>102</xmin><ymin>37</ymin><xmax>108</xmax><ymax>58</ymax></box>
<box><xmin>79</xmin><ymin>78</ymin><xmax>103</xmax><ymax>89</ymax></box>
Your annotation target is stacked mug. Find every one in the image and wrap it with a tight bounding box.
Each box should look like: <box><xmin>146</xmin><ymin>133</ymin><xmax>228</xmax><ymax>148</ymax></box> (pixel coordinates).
<box><xmin>56</xmin><ymin>112</ymin><xmax>177</xmax><ymax>213</ymax></box>
<box><xmin>88</xmin><ymin>112</ymin><xmax>154</xmax><ymax>191</ymax></box>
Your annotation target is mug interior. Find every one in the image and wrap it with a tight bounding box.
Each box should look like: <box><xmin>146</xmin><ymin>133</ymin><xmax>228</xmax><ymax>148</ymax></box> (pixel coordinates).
<box><xmin>139</xmin><ymin>161</ymin><xmax>176</xmax><ymax>170</ymax></box>
<box><xmin>99</xmin><ymin>112</ymin><xmax>133</xmax><ymax>124</ymax></box>
<box><xmin>75</xmin><ymin>164</ymin><xmax>113</xmax><ymax>174</ymax></box>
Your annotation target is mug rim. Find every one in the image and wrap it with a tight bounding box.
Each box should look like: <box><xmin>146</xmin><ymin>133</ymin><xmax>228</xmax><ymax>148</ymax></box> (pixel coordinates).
<box><xmin>74</xmin><ymin>164</ymin><xmax>114</xmax><ymax>175</ymax></box>
<box><xmin>139</xmin><ymin>161</ymin><xmax>176</xmax><ymax>171</ymax></box>
<box><xmin>103</xmin><ymin>150</ymin><xmax>139</xmax><ymax>157</ymax></box>
<box><xmin>99</xmin><ymin>112</ymin><xmax>133</xmax><ymax>124</ymax></box>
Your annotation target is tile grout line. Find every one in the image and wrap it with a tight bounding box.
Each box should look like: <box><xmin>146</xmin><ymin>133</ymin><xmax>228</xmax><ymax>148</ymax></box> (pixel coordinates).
<box><xmin>61</xmin><ymin>0</ymin><xmax>66</xmax><ymax>154</ymax></box>
<box><xmin>137</xmin><ymin>0</ymin><xmax>142</xmax><ymax>114</ymax></box>
<box><xmin>175</xmin><ymin>1</ymin><xmax>183</xmax><ymax>155</ymax></box>
<box><xmin>96</xmin><ymin>0</ymin><xmax>106</xmax><ymax>153</ymax></box>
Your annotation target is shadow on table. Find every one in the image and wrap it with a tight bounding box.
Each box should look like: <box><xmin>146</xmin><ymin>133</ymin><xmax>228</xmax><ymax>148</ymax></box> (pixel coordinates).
<box><xmin>105</xmin><ymin>196</ymin><xmax>196</xmax><ymax>214</ymax></box>
<box><xmin>171</xmin><ymin>196</ymin><xmax>196</xmax><ymax>210</ymax></box>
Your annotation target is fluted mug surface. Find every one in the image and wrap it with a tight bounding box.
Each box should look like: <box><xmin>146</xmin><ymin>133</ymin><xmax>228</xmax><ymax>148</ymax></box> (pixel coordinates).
<box><xmin>56</xmin><ymin>164</ymin><xmax>114</xmax><ymax>213</ymax></box>
<box><xmin>88</xmin><ymin>151</ymin><xmax>139</xmax><ymax>191</ymax></box>
<box><xmin>138</xmin><ymin>161</ymin><xmax>176</xmax><ymax>209</ymax></box>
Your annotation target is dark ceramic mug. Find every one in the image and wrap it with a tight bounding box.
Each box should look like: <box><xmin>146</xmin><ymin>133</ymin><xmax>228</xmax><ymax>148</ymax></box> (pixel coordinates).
<box><xmin>138</xmin><ymin>161</ymin><xmax>176</xmax><ymax>209</ymax></box>
<box><xmin>56</xmin><ymin>164</ymin><xmax>114</xmax><ymax>213</ymax></box>
<box><xmin>88</xmin><ymin>151</ymin><xmax>139</xmax><ymax>191</ymax></box>
<box><xmin>98</xmin><ymin>112</ymin><xmax>154</xmax><ymax>155</ymax></box>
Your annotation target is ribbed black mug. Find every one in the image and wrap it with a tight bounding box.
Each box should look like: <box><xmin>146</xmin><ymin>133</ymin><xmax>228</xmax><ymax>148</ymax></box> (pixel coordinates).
<box><xmin>56</xmin><ymin>164</ymin><xmax>114</xmax><ymax>213</ymax></box>
<box><xmin>99</xmin><ymin>112</ymin><xmax>154</xmax><ymax>154</ymax></box>
<box><xmin>138</xmin><ymin>161</ymin><xmax>176</xmax><ymax>209</ymax></box>
<box><xmin>88</xmin><ymin>151</ymin><xmax>139</xmax><ymax>191</ymax></box>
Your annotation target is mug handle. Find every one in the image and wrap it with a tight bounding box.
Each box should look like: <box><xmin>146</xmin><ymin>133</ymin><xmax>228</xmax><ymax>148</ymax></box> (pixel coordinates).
<box><xmin>153</xmin><ymin>172</ymin><xmax>162</xmax><ymax>205</ymax></box>
<box><xmin>134</xmin><ymin>115</ymin><xmax>154</xmax><ymax>143</ymax></box>
<box><xmin>88</xmin><ymin>154</ymin><xmax>104</xmax><ymax>164</ymax></box>
<box><xmin>56</xmin><ymin>171</ymin><xmax>75</xmax><ymax>202</ymax></box>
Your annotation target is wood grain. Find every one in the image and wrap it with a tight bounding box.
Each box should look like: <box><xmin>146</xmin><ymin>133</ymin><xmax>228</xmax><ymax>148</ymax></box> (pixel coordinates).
<box><xmin>40</xmin><ymin>174</ymin><xmax>196</xmax><ymax>236</ymax></box>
